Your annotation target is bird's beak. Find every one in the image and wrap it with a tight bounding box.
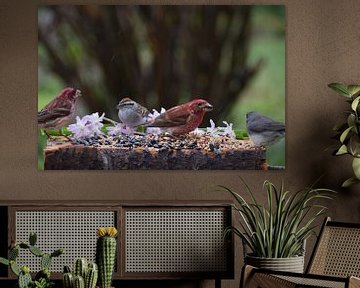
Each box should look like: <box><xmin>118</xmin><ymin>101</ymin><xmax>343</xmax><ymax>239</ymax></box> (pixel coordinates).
<box><xmin>201</xmin><ymin>103</ymin><xmax>213</xmax><ymax>111</ymax></box>
<box><xmin>116</xmin><ymin>103</ymin><xmax>120</xmax><ymax>110</ymax></box>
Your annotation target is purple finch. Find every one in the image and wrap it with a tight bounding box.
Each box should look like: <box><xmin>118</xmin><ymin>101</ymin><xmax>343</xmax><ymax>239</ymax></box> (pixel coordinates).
<box><xmin>246</xmin><ymin>111</ymin><xmax>285</xmax><ymax>146</ymax></box>
<box><xmin>117</xmin><ymin>97</ymin><xmax>151</xmax><ymax>128</ymax></box>
<box><xmin>38</xmin><ymin>87</ymin><xmax>81</xmax><ymax>133</ymax></box>
<box><xmin>147</xmin><ymin>99</ymin><xmax>213</xmax><ymax>135</ymax></box>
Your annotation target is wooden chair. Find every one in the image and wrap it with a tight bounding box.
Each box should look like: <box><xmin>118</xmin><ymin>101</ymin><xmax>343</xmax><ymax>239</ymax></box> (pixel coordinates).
<box><xmin>241</xmin><ymin>217</ymin><xmax>360</xmax><ymax>288</ymax></box>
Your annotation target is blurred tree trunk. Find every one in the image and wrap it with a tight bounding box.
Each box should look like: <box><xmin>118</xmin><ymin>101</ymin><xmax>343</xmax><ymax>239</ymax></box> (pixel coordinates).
<box><xmin>38</xmin><ymin>5</ymin><xmax>260</xmax><ymax>123</ymax></box>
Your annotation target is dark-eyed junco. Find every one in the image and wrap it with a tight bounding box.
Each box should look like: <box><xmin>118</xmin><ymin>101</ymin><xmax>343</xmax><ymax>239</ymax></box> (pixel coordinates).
<box><xmin>246</xmin><ymin>111</ymin><xmax>285</xmax><ymax>146</ymax></box>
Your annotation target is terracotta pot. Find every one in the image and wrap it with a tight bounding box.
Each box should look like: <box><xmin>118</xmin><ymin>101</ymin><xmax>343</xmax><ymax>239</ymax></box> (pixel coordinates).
<box><xmin>245</xmin><ymin>254</ymin><xmax>305</xmax><ymax>273</ymax></box>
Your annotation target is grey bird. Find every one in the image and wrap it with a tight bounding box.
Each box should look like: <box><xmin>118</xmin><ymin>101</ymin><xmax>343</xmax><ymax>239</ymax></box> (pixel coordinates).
<box><xmin>246</xmin><ymin>112</ymin><xmax>285</xmax><ymax>146</ymax></box>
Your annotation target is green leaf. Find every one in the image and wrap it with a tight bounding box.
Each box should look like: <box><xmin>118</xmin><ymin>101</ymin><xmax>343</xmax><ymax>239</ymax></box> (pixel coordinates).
<box><xmin>340</xmin><ymin>126</ymin><xmax>352</xmax><ymax>143</ymax></box>
<box><xmin>349</xmin><ymin>135</ymin><xmax>360</xmax><ymax>156</ymax></box>
<box><xmin>347</xmin><ymin>114</ymin><xmax>356</xmax><ymax>127</ymax></box>
<box><xmin>347</xmin><ymin>85</ymin><xmax>360</xmax><ymax>97</ymax></box>
<box><xmin>352</xmin><ymin>157</ymin><xmax>360</xmax><ymax>179</ymax></box>
<box><xmin>328</xmin><ymin>83</ymin><xmax>351</xmax><ymax>97</ymax></box>
<box><xmin>0</xmin><ymin>257</ymin><xmax>9</xmax><ymax>266</ymax></box>
<box><xmin>351</xmin><ymin>96</ymin><xmax>360</xmax><ymax>111</ymax></box>
<box><xmin>336</xmin><ymin>145</ymin><xmax>348</xmax><ymax>155</ymax></box>
<box><xmin>342</xmin><ymin>177</ymin><xmax>360</xmax><ymax>187</ymax></box>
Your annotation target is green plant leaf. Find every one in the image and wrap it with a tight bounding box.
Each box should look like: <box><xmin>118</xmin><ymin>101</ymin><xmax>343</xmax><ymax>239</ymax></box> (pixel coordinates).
<box><xmin>0</xmin><ymin>257</ymin><xmax>9</xmax><ymax>266</ymax></box>
<box><xmin>349</xmin><ymin>135</ymin><xmax>360</xmax><ymax>156</ymax></box>
<box><xmin>342</xmin><ymin>177</ymin><xmax>360</xmax><ymax>187</ymax></box>
<box><xmin>340</xmin><ymin>126</ymin><xmax>353</xmax><ymax>143</ymax></box>
<box><xmin>347</xmin><ymin>85</ymin><xmax>360</xmax><ymax>97</ymax></box>
<box><xmin>351</xmin><ymin>96</ymin><xmax>360</xmax><ymax>111</ymax></box>
<box><xmin>336</xmin><ymin>145</ymin><xmax>348</xmax><ymax>155</ymax></box>
<box><xmin>328</xmin><ymin>83</ymin><xmax>351</xmax><ymax>97</ymax></box>
<box><xmin>352</xmin><ymin>157</ymin><xmax>360</xmax><ymax>179</ymax></box>
<box><xmin>347</xmin><ymin>114</ymin><xmax>356</xmax><ymax>128</ymax></box>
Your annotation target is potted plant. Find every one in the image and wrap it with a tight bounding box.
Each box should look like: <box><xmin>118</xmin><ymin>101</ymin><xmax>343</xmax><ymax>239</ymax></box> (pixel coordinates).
<box><xmin>221</xmin><ymin>179</ymin><xmax>335</xmax><ymax>273</ymax></box>
<box><xmin>328</xmin><ymin>82</ymin><xmax>360</xmax><ymax>187</ymax></box>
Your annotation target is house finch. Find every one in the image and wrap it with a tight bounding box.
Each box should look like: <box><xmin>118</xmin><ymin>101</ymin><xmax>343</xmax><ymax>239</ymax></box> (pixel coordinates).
<box><xmin>117</xmin><ymin>97</ymin><xmax>151</xmax><ymax>128</ymax></box>
<box><xmin>38</xmin><ymin>87</ymin><xmax>81</xmax><ymax>134</ymax></box>
<box><xmin>147</xmin><ymin>99</ymin><xmax>213</xmax><ymax>135</ymax></box>
<box><xmin>246</xmin><ymin>111</ymin><xmax>285</xmax><ymax>146</ymax></box>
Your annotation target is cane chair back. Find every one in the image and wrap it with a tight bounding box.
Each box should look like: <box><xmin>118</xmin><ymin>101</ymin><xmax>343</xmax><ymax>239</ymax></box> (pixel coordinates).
<box><xmin>241</xmin><ymin>217</ymin><xmax>360</xmax><ymax>288</ymax></box>
<box><xmin>307</xmin><ymin>217</ymin><xmax>360</xmax><ymax>277</ymax></box>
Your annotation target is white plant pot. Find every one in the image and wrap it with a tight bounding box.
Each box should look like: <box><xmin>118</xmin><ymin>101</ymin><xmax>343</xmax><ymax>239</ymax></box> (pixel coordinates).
<box><xmin>245</xmin><ymin>254</ymin><xmax>305</xmax><ymax>273</ymax></box>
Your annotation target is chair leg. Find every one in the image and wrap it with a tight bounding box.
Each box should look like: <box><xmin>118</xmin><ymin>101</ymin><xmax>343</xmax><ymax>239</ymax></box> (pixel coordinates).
<box><xmin>240</xmin><ymin>265</ymin><xmax>255</xmax><ymax>288</ymax></box>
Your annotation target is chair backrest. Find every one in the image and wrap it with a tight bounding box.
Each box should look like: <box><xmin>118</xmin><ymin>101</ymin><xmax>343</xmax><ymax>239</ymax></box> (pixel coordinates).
<box><xmin>307</xmin><ymin>217</ymin><xmax>360</xmax><ymax>277</ymax></box>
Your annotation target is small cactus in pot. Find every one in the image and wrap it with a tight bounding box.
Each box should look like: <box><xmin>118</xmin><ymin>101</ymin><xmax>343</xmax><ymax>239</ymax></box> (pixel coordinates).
<box><xmin>96</xmin><ymin>227</ymin><xmax>118</xmax><ymax>288</ymax></box>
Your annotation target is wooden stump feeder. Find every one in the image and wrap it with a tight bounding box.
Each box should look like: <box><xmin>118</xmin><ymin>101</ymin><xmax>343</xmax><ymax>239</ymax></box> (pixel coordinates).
<box><xmin>44</xmin><ymin>134</ymin><xmax>267</xmax><ymax>170</ymax></box>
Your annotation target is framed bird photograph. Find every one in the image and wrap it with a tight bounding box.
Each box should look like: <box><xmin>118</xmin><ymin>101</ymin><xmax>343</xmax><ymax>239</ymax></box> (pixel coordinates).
<box><xmin>38</xmin><ymin>5</ymin><xmax>285</xmax><ymax>170</ymax></box>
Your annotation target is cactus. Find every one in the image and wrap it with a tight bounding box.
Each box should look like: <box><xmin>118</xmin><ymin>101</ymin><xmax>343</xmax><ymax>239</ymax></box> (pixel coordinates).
<box><xmin>29</xmin><ymin>232</ymin><xmax>37</xmax><ymax>246</ymax></box>
<box><xmin>74</xmin><ymin>258</ymin><xmax>88</xmax><ymax>279</ymax></box>
<box><xmin>0</xmin><ymin>257</ymin><xmax>9</xmax><ymax>266</ymax></box>
<box><xmin>63</xmin><ymin>260</ymin><xmax>98</xmax><ymax>288</ymax></box>
<box><xmin>85</xmin><ymin>263</ymin><xmax>98</xmax><ymax>288</ymax></box>
<box><xmin>41</xmin><ymin>253</ymin><xmax>52</xmax><ymax>269</ymax></box>
<box><xmin>63</xmin><ymin>272</ymin><xmax>74</xmax><ymax>288</ymax></box>
<box><xmin>19</xmin><ymin>271</ymin><xmax>32</xmax><ymax>288</ymax></box>
<box><xmin>0</xmin><ymin>232</ymin><xmax>64</xmax><ymax>288</ymax></box>
<box><xmin>18</xmin><ymin>267</ymin><xmax>32</xmax><ymax>288</ymax></box>
<box><xmin>96</xmin><ymin>227</ymin><xmax>118</xmax><ymax>288</ymax></box>
<box><xmin>74</xmin><ymin>275</ymin><xmax>85</xmax><ymax>288</ymax></box>
<box><xmin>29</xmin><ymin>245</ymin><xmax>44</xmax><ymax>257</ymax></box>
<box><xmin>9</xmin><ymin>246</ymin><xmax>19</xmax><ymax>260</ymax></box>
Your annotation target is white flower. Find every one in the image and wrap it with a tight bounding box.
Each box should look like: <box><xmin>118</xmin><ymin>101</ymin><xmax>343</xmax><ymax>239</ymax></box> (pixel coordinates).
<box><xmin>191</xmin><ymin>128</ymin><xmax>205</xmax><ymax>136</ymax></box>
<box><xmin>146</xmin><ymin>108</ymin><xmax>166</xmax><ymax>135</ymax></box>
<box><xmin>193</xmin><ymin>119</ymin><xmax>236</xmax><ymax>138</ymax></box>
<box><xmin>206</xmin><ymin>119</ymin><xmax>219</xmax><ymax>136</ymax></box>
<box><xmin>221</xmin><ymin>121</ymin><xmax>236</xmax><ymax>138</ymax></box>
<box><xmin>149</xmin><ymin>107</ymin><xmax>166</xmax><ymax>120</ymax></box>
<box><xmin>68</xmin><ymin>113</ymin><xmax>105</xmax><ymax>139</ymax></box>
<box><xmin>107</xmin><ymin>123</ymin><xmax>135</xmax><ymax>136</ymax></box>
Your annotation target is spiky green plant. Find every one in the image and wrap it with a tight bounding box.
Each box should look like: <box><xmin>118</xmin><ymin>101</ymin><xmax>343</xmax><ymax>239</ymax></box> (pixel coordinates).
<box><xmin>96</xmin><ymin>227</ymin><xmax>118</xmax><ymax>288</ymax></box>
<box><xmin>62</xmin><ymin>260</ymin><xmax>98</xmax><ymax>288</ymax></box>
<box><xmin>222</xmin><ymin>178</ymin><xmax>335</xmax><ymax>258</ymax></box>
<box><xmin>0</xmin><ymin>232</ymin><xmax>63</xmax><ymax>288</ymax></box>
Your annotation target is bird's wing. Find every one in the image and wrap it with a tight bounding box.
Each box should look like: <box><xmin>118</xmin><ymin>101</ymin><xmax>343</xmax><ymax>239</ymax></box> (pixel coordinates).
<box><xmin>250</xmin><ymin>116</ymin><xmax>285</xmax><ymax>132</ymax></box>
<box><xmin>150</xmin><ymin>104</ymin><xmax>191</xmax><ymax>127</ymax></box>
<box><xmin>38</xmin><ymin>106</ymin><xmax>72</xmax><ymax>123</ymax></box>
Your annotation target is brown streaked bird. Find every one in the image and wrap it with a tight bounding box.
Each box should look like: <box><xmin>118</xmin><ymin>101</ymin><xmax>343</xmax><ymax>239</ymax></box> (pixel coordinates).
<box><xmin>117</xmin><ymin>97</ymin><xmax>151</xmax><ymax>128</ymax></box>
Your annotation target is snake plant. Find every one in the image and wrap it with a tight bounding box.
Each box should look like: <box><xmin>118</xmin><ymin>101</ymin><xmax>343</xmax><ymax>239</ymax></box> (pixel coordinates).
<box><xmin>222</xmin><ymin>178</ymin><xmax>335</xmax><ymax>258</ymax></box>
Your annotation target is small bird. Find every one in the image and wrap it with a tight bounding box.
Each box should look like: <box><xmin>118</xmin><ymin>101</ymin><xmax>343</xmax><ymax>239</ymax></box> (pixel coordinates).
<box><xmin>246</xmin><ymin>111</ymin><xmax>285</xmax><ymax>146</ymax></box>
<box><xmin>117</xmin><ymin>97</ymin><xmax>151</xmax><ymax>128</ymax></box>
<box><xmin>38</xmin><ymin>87</ymin><xmax>81</xmax><ymax>136</ymax></box>
<box><xmin>147</xmin><ymin>99</ymin><xmax>213</xmax><ymax>135</ymax></box>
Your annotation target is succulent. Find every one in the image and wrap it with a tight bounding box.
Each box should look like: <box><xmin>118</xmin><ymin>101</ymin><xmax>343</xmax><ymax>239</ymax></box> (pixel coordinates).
<box><xmin>96</xmin><ymin>227</ymin><xmax>118</xmax><ymax>288</ymax></box>
<box><xmin>0</xmin><ymin>232</ymin><xmax>64</xmax><ymax>288</ymax></box>
<box><xmin>63</xmin><ymin>259</ymin><xmax>98</xmax><ymax>288</ymax></box>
